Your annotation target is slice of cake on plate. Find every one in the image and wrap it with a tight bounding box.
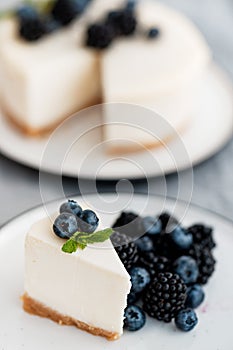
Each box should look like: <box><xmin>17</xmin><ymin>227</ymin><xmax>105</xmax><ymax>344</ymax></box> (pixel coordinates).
<box><xmin>22</xmin><ymin>201</ymin><xmax>131</xmax><ymax>340</ymax></box>
<box><xmin>0</xmin><ymin>0</ymin><xmax>211</xmax><ymax>153</ymax></box>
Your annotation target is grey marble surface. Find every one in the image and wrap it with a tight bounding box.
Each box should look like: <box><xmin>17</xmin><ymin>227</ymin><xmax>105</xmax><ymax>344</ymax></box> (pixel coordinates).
<box><xmin>0</xmin><ymin>0</ymin><xmax>232</xmax><ymax>226</ymax></box>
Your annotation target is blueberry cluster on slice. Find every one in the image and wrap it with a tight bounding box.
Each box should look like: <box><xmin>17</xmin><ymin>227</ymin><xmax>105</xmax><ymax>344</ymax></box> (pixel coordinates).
<box><xmin>16</xmin><ymin>0</ymin><xmax>91</xmax><ymax>41</ymax></box>
<box><xmin>86</xmin><ymin>0</ymin><xmax>160</xmax><ymax>50</ymax></box>
<box><xmin>112</xmin><ymin>210</ymin><xmax>217</xmax><ymax>333</ymax></box>
<box><xmin>53</xmin><ymin>199</ymin><xmax>99</xmax><ymax>239</ymax></box>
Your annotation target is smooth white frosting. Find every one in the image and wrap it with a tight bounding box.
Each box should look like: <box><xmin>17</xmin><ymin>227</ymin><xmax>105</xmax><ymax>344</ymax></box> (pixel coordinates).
<box><xmin>24</xmin><ymin>215</ymin><xmax>131</xmax><ymax>335</ymax></box>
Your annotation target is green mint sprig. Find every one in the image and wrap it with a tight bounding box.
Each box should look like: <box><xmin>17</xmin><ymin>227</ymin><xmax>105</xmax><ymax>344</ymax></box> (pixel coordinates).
<box><xmin>62</xmin><ymin>228</ymin><xmax>113</xmax><ymax>254</ymax></box>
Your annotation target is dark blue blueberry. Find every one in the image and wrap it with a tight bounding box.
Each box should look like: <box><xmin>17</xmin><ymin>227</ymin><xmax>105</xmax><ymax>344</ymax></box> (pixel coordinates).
<box><xmin>175</xmin><ymin>308</ymin><xmax>198</xmax><ymax>332</ymax></box>
<box><xmin>60</xmin><ymin>200</ymin><xmax>82</xmax><ymax>217</ymax></box>
<box><xmin>173</xmin><ymin>256</ymin><xmax>199</xmax><ymax>285</ymax></box>
<box><xmin>130</xmin><ymin>267</ymin><xmax>151</xmax><ymax>294</ymax></box>
<box><xmin>170</xmin><ymin>226</ymin><xmax>193</xmax><ymax>250</ymax></box>
<box><xmin>16</xmin><ymin>5</ymin><xmax>39</xmax><ymax>21</ymax></box>
<box><xmin>53</xmin><ymin>213</ymin><xmax>78</xmax><ymax>239</ymax></box>
<box><xmin>16</xmin><ymin>5</ymin><xmax>46</xmax><ymax>41</ymax></box>
<box><xmin>148</xmin><ymin>27</ymin><xmax>160</xmax><ymax>39</ymax></box>
<box><xmin>142</xmin><ymin>216</ymin><xmax>162</xmax><ymax>236</ymax></box>
<box><xmin>52</xmin><ymin>0</ymin><xmax>86</xmax><ymax>26</ymax></box>
<box><xmin>44</xmin><ymin>16</ymin><xmax>61</xmax><ymax>34</ymax></box>
<box><xmin>126</xmin><ymin>0</ymin><xmax>137</xmax><ymax>11</ymax></box>
<box><xmin>124</xmin><ymin>305</ymin><xmax>146</xmax><ymax>332</ymax></box>
<box><xmin>135</xmin><ymin>236</ymin><xmax>154</xmax><ymax>253</ymax></box>
<box><xmin>127</xmin><ymin>291</ymin><xmax>139</xmax><ymax>305</ymax></box>
<box><xmin>186</xmin><ymin>284</ymin><xmax>205</xmax><ymax>309</ymax></box>
<box><xmin>79</xmin><ymin>209</ymin><xmax>99</xmax><ymax>233</ymax></box>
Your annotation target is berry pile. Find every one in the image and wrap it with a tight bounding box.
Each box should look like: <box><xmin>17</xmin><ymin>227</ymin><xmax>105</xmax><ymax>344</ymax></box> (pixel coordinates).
<box><xmin>15</xmin><ymin>0</ymin><xmax>91</xmax><ymax>41</ymax></box>
<box><xmin>53</xmin><ymin>199</ymin><xmax>99</xmax><ymax>239</ymax></box>
<box><xmin>86</xmin><ymin>1</ymin><xmax>160</xmax><ymax>49</ymax></box>
<box><xmin>13</xmin><ymin>1</ymin><xmax>160</xmax><ymax>45</ymax></box>
<box><xmin>112</xmin><ymin>211</ymin><xmax>217</xmax><ymax>333</ymax></box>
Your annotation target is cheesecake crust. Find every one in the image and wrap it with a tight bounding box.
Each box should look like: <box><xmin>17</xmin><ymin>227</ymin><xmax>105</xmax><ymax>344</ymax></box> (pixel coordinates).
<box><xmin>0</xmin><ymin>97</ymin><xmax>102</xmax><ymax>137</ymax></box>
<box><xmin>22</xmin><ymin>293</ymin><xmax>120</xmax><ymax>341</ymax></box>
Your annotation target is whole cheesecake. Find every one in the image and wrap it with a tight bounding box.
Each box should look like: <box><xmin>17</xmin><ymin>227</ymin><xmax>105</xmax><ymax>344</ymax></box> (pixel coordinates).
<box><xmin>0</xmin><ymin>0</ymin><xmax>211</xmax><ymax>153</ymax></box>
<box><xmin>23</xmin><ymin>213</ymin><xmax>131</xmax><ymax>340</ymax></box>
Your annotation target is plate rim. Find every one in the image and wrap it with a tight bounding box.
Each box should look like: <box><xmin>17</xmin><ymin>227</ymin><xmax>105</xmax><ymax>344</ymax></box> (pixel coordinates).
<box><xmin>1</xmin><ymin>191</ymin><xmax>233</xmax><ymax>233</ymax></box>
<box><xmin>0</xmin><ymin>63</ymin><xmax>233</xmax><ymax>180</ymax></box>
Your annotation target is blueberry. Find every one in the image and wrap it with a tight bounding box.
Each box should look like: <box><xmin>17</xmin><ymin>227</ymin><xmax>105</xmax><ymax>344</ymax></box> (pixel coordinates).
<box><xmin>44</xmin><ymin>16</ymin><xmax>61</xmax><ymax>34</ymax></box>
<box><xmin>173</xmin><ymin>256</ymin><xmax>199</xmax><ymax>285</ymax></box>
<box><xmin>16</xmin><ymin>5</ymin><xmax>38</xmax><ymax>21</ymax></box>
<box><xmin>60</xmin><ymin>200</ymin><xmax>82</xmax><ymax>217</ymax></box>
<box><xmin>170</xmin><ymin>226</ymin><xmax>193</xmax><ymax>250</ymax></box>
<box><xmin>130</xmin><ymin>267</ymin><xmax>151</xmax><ymax>294</ymax></box>
<box><xmin>186</xmin><ymin>284</ymin><xmax>205</xmax><ymax>309</ymax></box>
<box><xmin>175</xmin><ymin>308</ymin><xmax>198</xmax><ymax>332</ymax></box>
<box><xmin>126</xmin><ymin>0</ymin><xmax>137</xmax><ymax>11</ymax></box>
<box><xmin>52</xmin><ymin>0</ymin><xmax>85</xmax><ymax>26</ymax></box>
<box><xmin>16</xmin><ymin>5</ymin><xmax>46</xmax><ymax>41</ymax></box>
<box><xmin>127</xmin><ymin>291</ymin><xmax>139</xmax><ymax>305</ymax></box>
<box><xmin>135</xmin><ymin>236</ymin><xmax>154</xmax><ymax>253</ymax></box>
<box><xmin>79</xmin><ymin>209</ymin><xmax>99</xmax><ymax>233</ymax></box>
<box><xmin>53</xmin><ymin>213</ymin><xmax>78</xmax><ymax>239</ymax></box>
<box><xmin>148</xmin><ymin>27</ymin><xmax>160</xmax><ymax>39</ymax></box>
<box><xmin>124</xmin><ymin>305</ymin><xmax>146</xmax><ymax>332</ymax></box>
<box><xmin>142</xmin><ymin>216</ymin><xmax>162</xmax><ymax>236</ymax></box>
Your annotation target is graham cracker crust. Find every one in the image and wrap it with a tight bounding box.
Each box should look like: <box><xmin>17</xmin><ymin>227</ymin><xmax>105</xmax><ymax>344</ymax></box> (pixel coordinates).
<box><xmin>22</xmin><ymin>293</ymin><xmax>119</xmax><ymax>341</ymax></box>
<box><xmin>0</xmin><ymin>97</ymin><xmax>101</xmax><ymax>137</ymax></box>
<box><xmin>106</xmin><ymin>118</ymin><xmax>191</xmax><ymax>155</ymax></box>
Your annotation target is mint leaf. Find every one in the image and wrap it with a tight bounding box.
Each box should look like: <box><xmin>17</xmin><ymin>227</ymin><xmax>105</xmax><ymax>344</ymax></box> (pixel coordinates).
<box><xmin>82</xmin><ymin>228</ymin><xmax>113</xmax><ymax>244</ymax></box>
<box><xmin>62</xmin><ymin>239</ymin><xmax>78</xmax><ymax>254</ymax></box>
<box><xmin>61</xmin><ymin>228</ymin><xmax>113</xmax><ymax>254</ymax></box>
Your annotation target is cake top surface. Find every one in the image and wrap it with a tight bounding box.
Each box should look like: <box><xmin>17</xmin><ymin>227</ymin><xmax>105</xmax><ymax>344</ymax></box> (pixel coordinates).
<box><xmin>27</xmin><ymin>213</ymin><xmax>130</xmax><ymax>279</ymax></box>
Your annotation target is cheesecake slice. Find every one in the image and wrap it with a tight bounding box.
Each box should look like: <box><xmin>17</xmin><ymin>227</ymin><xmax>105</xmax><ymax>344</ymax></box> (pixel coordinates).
<box><xmin>23</xmin><ymin>215</ymin><xmax>131</xmax><ymax>340</ymax></box>
<box><xmin>0</xmin><ymin>18</ymin><xmax>101</xmax><ymax>135</ymax></box>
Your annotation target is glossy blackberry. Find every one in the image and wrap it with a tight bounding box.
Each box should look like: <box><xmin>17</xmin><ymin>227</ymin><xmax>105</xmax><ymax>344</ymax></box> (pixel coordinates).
<box><xmin>106</xmin><ymin>9</ymin><xmax>137</xmax><ymax>37</ymax></box>
<box><xmin>112</xmin><ymin>211</ymin><xmax>142</xmax><ymax>239</ymax></box>
<box><xmin>187</xmin><ymin>224</ymin><xmax>216</xmax><ymax>250</ymax></box>
<box><xmin>139</xmin><ymin>251</ymin><xmax>171</xmax><ymax>277</ymax></box>
<box><xmin>111</xmin><ymin>231</ymin><xmax>139</xmax><ymax>271</ymax></box>
<box><xmin>143</xmin><ymin>272</ymin><xmax>187</xmax><ymax>323</ymax></box>
<box><xmin>158</xmin><ymin>212</ymin><xmax>178</xmax><ymax>230</ymax></box>
<box><xmin>86</xmin><ymin>23</ymin><xmax>115</xmax><ymax>49</ymax></box>
<box><xmin>197</xmin><ymin>248</ymin><xmax>216</xmax><ymax>285</ymax></box>
<box><xmin>52</xmin><ymin>0</ymin><xmax>83</xmax><ymax>26</ymax></box>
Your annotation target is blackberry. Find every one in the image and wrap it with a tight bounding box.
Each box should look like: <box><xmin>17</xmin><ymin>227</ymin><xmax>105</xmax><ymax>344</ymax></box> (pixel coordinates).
<box><xmin>187</xmin><ymin>224</ymin><xmax>216</xmax><ymax>250</ymax></box>
<box><xmin>143</xmin><ymin>272</ymin><xmax>187</xmax><ymax>323</ymax></box>
<box><xmin>52</xmin><ymin>0</ymin><xmax>83</xmax><ymax>26</ymax></box>
<box><xmin>158</xmin><ymin>212</ymin><xmax>178</xmax><ymax>231</ymax></box>
<box><xmin>111</xmin><ymin>231</ymin><xmax>138</xmax><ymax>271</ymax></box>
<box><xmin>197</xmin><ymin>248</ymin><xmax>216</xmax><ymax>285</ymax></box>
<box><xmin>106</xmin><ymin>9</ymin><xmax>137</xmax><ymax>37</ymax></box>
<box><xmin>139</xmin><ymin>251</ymin><xmax>171</xmax><ymax>277</ymax></box>
<box><xmin>86</xmin><ymin>23</ymin><xmax>115</xmax><ymax>49</ymax></box>
<box><xmin>112</xmin><ymin>211</ymin><xmax>142</xmax><ymax>239</ymax></box>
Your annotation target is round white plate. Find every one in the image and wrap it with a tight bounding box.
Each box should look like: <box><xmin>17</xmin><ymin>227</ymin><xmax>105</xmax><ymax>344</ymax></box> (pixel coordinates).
<box><xmin>0</xmin><ymin>64</ymin><xmax>232</xmax><ymax>180</ymax></box>
<box><xmin>0</xmin><ymin>193</ymin><xmax>232</xmax><ymax>349</ymax></box>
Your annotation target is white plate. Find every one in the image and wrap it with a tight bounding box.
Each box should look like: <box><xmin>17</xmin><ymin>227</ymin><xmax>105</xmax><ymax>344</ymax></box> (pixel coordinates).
<box><xmin>0</xmin><ymin>193</ymin><xmax>232</xmax><ymax>349</ymax></box>
<box><xmin>0</xmin><ymin>64</ymin><xmax>232</xmax><ymax>180</ymax></box>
